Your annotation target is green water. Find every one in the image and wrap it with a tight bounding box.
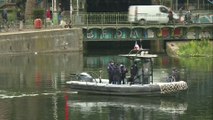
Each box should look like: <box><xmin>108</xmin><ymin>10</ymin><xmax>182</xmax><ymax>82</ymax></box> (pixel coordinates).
<box><xmin>0</xmin><ymin>52</ymin><xmax>212</xmax><ymax>120</ymax></box>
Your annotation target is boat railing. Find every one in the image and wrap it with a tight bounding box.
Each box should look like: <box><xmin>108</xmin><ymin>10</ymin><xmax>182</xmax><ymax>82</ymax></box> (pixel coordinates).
<box><xmin>129</xmin><ymin>49</ymin><xmax>149</xmax><ymax>56</ymax></box>
<box><xmin>86</xmin><ymin>71</ymin><xmax>102</xmax><ymax>84</ymax></box>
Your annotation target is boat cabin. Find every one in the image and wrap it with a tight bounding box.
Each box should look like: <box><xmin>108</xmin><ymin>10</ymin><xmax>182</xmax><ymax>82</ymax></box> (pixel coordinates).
<box><xmin>119</xmin><ymin>49</ymin><xmax>158</xmax><ymax>85</ymax></box>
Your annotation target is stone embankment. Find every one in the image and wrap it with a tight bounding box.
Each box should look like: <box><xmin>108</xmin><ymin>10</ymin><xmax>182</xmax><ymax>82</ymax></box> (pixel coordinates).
<box><xmin>0</xmin><ymin>28</ymin><xmax>83</xmax><ymax>54</ymax></box>
<box><xmin>166</xmin><ymin>42</ymin><xmax>183</xmax><ymax>57</ymax></box>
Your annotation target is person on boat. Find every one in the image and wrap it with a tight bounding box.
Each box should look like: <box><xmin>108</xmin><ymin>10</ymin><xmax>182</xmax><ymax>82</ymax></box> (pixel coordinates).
<box><xmin>172</xmin><ymin>68</ymin><xmax>180</xmax><ymax>81</ymax></box>
<box><xmin>120</xmin><ymin>63</ymin><xmax>128</xmax><ymax>84</ymax></box>
<box><xmin>113</xmin><ymin>63</ymin><xmax>121</xmax><ymax>84</ymax></box>
<box><xmin>107</xmin><ymin>61</ymin><xmax>115</xmax><ymax>84</ymax></box>
<box><xmin>167</xmin><ymin>68</ymin><xmax>180</xmax><ymax>82</ymax></box>
<box><xmin>129</xmin><ymin>61</ymin><xmax>138</xmax><ymax>84</ymax></box>
<box><xmin>142</xmin><ymin>59</ymin><xmax>151</xmax><ymax>84</ymax></box>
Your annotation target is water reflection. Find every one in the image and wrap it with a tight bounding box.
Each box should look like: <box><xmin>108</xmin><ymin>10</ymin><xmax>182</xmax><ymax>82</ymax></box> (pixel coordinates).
<box><xmin>0</xmin><ymin>52</ymin><xmax>83</xmax><ymax>94</ymax></box>
<box><xmin>68</xmin><ymin>94</ymin><xmax>188</xmax><ymax>120</ymax></box>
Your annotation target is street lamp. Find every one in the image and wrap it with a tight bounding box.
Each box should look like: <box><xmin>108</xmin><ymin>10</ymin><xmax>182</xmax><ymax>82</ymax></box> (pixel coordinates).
<box><xmin>70</xmin><ymin>0</ymin><xmax>72</xmax><ymax>20</ymax></box>
<box><xmin>52</xmin><ymin>0</ymin><xmax>58</xmax><ymax>25</ymax></box>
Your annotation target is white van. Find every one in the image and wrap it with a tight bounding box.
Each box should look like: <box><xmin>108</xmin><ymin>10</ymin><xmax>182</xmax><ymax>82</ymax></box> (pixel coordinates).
<box><xmin>128</xmin><ymin>5</ymin><xmax>178</xmax><ymax>25</ymax></box>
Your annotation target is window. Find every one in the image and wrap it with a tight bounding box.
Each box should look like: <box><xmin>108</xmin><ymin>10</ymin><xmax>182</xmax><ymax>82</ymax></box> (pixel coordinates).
<box><xmin>160</xmin><ymin>7</ymin><xmax>169</xmax><ymax>13</ymax></box>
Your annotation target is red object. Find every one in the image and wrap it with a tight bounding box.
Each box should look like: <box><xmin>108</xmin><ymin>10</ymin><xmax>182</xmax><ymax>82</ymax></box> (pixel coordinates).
<box><xmin>64</xmin><ymin>94</ymin><xmax>69</xmax><ymax>120</ymax></box>
<box><xmin>46</xmin><ymin>9</ymin><xmax>52</xmax><ymax>19</ymax></box>
<box><xmin>34</xmin><ymin>18</ymin><xmax>42</xmax><ymax>29</ymax></box>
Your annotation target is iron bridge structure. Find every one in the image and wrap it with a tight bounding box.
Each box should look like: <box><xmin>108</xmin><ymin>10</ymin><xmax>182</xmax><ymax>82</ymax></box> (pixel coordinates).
<box><xmin>73</xmin><ymin>13</ymin><xmax>213</xmax><ymax>41</ymax></box>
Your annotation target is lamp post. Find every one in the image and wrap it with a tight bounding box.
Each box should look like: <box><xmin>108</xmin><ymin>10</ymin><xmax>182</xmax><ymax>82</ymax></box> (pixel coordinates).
<box><xmin>45</xmin><ymin>0</ymin><xmax>47</xmax><ymax>28</ymax></box>
<box><xmin>77</xmin><ymin>0</ymin><xmax>79</xmax><ymax>15</ymax></box>
<box><xmin>70</xmin><ymin>0</ymin><xmax>72</xmax><ymax>20</ymax></box>
<box><xmin>52</xmin><ymin>0</ymin><xmax>58</xmax><ymax>25</ymax></box>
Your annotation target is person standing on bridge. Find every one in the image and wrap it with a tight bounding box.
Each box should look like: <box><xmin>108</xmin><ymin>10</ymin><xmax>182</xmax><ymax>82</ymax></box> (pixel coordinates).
<box><xmin>168</xmin><ymin>8</ymin><xmax>174</xmax><ymax>24</ymax></box>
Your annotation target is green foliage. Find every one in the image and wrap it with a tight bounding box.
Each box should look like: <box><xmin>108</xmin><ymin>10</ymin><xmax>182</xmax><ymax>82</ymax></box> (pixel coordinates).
<box><xmin>177</xmin><ymin>39</ymin><xmax>213</xmax><ymax>57</ymax></box>
<box><xmin>33</xmin><ymin>9</ymin><xmax>45</xmax><ymax>19</ymax></box>
<box><xmin>0</xmin><ymin>9</ymin><xmax>16</xmax><ymax>21</ymax></box>
<box><xmin>179</xmin><ymin>57</ymin><xmax>213</xmax><ymax>71</ymax></box>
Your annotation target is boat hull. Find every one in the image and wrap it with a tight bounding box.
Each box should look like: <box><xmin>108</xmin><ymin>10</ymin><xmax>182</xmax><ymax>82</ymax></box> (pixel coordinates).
<box><xmin>66</xmin><ymin>80</ymin><xmax>188</xmax><ymax>96</ymax></box>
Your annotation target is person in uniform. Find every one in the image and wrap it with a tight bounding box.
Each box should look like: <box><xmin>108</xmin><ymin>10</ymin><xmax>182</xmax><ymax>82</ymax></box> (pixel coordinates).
<box><xmin>120</xmin><ymin>63</ymin><xmax>128</xmax><ymax>84</ymax></box>
<box><xmin>130</xmin><ymin>61</ymin><xmax>138</xmax><ymax>84</ymax></box>
<box><xmin>107</xmin><ymin>61</ymin><xmax>115</xmax><ymax>84</ymax></box>
<box><xmin>113</xmin><ymin>63</ymin><xmax>121</xmax><ymax>84</ymax></box>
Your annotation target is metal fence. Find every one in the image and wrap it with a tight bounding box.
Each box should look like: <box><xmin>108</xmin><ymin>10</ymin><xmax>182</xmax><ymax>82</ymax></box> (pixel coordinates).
<box><xmin>70</xmin><ymin>11</ymin><xmax>213</xmax><ymax>27</ymax></box>
<box><xmin>71</xmin><ymin>12</ymin><xmax>129</xmax><ymax>26</ymax></box>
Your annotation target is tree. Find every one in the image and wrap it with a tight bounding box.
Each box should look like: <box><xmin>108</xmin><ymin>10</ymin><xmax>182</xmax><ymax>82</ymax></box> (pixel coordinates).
<box><xmin>25</xmin><ymin>0</ymin><xmax>36</xmax><ymax>19</ymax></box>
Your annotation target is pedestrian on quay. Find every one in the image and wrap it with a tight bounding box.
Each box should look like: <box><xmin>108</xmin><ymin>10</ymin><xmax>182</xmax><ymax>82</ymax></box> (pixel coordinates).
<box><xmin>17</xmin><ymin>9</ymin><xmax>24</xmax><ymax>30</ymax></box>
<box><xmin>2</xmin><ymin>8</ymin><xmax>8</xmax><ymax>23</ymax></box>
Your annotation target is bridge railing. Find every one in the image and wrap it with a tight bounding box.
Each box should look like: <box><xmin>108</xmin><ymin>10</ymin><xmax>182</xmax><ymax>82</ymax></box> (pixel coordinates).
<box><xmin>71</xmin><ymin>12</ymin><xmax>130</xmax><ymax>26</ymax></box>
<box><xmin>70</xmin><ymin>12</ymin><xmax>213</xmax><ymax>27</ymax></box>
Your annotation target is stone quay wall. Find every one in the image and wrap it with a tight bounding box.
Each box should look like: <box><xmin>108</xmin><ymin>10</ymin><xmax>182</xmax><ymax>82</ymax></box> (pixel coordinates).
<box><xmin>0</xmin><ymin>28</ymin><xmax>83</xmax><ymax>54</ymax></box>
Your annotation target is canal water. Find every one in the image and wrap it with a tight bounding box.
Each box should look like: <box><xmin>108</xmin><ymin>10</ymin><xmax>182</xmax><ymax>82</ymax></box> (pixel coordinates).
<box><xmin>0</xmin><ymin>50</ymin><xmax>212</xmax><ymax>120</ymax></box>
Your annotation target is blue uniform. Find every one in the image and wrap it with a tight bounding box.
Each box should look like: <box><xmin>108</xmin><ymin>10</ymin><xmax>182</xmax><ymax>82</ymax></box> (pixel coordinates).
<box><xmin>107</xmin><ymin>62</ymin><xmax>115</xmax><ymax>84</ymax></box>
<box><xmin>130</xmin><ymin>63</ymin><xmax>138</xmax><ymax>84</ymax></box>
<box><xmin>120</xmin><ymin>64</ymin><xmax>128</xmax><ymax>84</ymax></box>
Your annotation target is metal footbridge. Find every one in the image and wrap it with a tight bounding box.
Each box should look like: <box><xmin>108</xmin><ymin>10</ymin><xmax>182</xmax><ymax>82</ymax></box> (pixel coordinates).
<box><xmin>72</xmin><ymin>13</ymin><xmax>213</xmax><ymax>41</ymax></box>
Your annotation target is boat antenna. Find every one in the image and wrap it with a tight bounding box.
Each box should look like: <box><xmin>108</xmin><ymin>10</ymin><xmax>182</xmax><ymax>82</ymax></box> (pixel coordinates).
<box><xmin>140</xmin><ymin>39</ymin><xmax>143</xmax><ymax>49</ymax></box>
<box><xmin>134</xmin><ymin>41</ymin><xmax>140</xmax><ymax>50</ymax></box>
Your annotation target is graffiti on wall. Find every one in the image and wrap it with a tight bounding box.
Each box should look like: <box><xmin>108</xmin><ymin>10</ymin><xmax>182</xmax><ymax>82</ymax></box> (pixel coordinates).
<box><xmin>84</xmin><ymin>25</ymin><xmax>213</xmax><ymax>40</ymax></box>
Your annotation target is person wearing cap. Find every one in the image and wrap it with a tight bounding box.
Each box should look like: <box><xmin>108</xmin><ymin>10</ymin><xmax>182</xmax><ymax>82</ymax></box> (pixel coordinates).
<box><xmin>107</xmin><ymin>61</ymin><xmax>115</xmax><ymax>84</ymax></box>
<box><xmin>113</xmin><ymin>63</ymin><xmax>121</xmax><ymax>84</ymax></box>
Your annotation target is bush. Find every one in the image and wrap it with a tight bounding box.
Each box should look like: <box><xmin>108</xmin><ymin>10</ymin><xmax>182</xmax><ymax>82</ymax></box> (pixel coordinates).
<box><xmin>177</xmin><ymin>39</ymin><xmax>213</xmax><ymax>57</ymax></box>
<box><xmin>33</xmin><ymin>9</ymin><xmax>45</xmax><ymax>19</ymax></box>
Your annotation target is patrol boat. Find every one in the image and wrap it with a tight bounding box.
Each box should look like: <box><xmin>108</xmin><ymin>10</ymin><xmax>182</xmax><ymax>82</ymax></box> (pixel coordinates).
<box><xmin>66</xmin><ymin>49</ymin><xmax>188</xmax><ymax>96</ymax></box>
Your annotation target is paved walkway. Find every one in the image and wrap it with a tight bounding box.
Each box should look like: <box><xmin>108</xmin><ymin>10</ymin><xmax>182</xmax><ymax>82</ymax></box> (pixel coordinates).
<box><xmin>0</xmin><ymin>24</ymin><xmax>72</xmax><ymax>35</ymax></box>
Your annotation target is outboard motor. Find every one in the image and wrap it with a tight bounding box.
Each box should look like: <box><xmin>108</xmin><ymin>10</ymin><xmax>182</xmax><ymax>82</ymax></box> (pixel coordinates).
<box><xmin>77</xmin><ymin>72</ymin><xmax>93</xmax><ymax>82</ymax></box>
